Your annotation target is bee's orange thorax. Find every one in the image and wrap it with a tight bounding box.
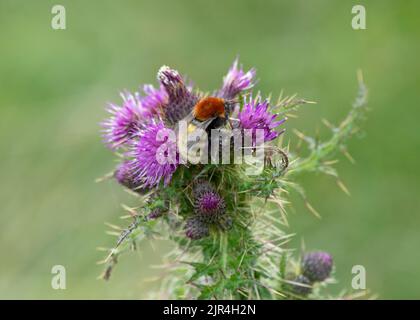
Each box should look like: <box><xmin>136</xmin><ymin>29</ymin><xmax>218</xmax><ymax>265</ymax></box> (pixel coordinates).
<box><xmin>193</xmin><ymin>97</ymin><xmax>225</xmax><ymax>121</ymax></box>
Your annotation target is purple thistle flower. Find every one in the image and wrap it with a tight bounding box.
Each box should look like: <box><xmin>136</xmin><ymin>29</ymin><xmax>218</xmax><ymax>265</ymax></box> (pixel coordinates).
<box><xmin>157</xmin><ymin>66</ymin><xmax>199</xmax><ymax>125</ymax></box>
<box><xmin>218</xmin><ymin>58</ymin><xmax>256</xmax><ymax>99</ymax></box>
<box><xmin>238</xmin><ymin>97</ymin><xmax>286</xmax><ymax>142</ymax></box>
<box><xmin>301</xmin><ymin>251</ymin><xmax>333</xmax><ymax>282</ymax></box>
<box><xmin>193</xmin><ymin>183</ymin><xmax>226</xmax><ymax>223</ymax></box>
<box><xmin>102</xmin><ymin>85</ymin><xmax>169</xmax><ymax>150</ymax></box>
<box><xmin>137</xmin><ymin>84</ymin><xmax>168</xmax><ymax>118</ymax></box>
<box><xmin>129</xmin><ymin>120</ymin><xmax>178</xmax><ymax>188</ymax></box>
<box><xmin>102</xmin><ymin>94</ymin><xmax>143</xmax><ymax>149</ymax></box>
<box><xmin>197</xmin><ymin>192</ymin><xmax>225</xmax><ymax>214</ymax></box>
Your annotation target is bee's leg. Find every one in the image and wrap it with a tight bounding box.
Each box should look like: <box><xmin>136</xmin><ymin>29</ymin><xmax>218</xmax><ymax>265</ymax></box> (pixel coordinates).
<box><xmin>225</xmin><ymin>115</ymin><xmax>234</xmax><ymax>129</ymax></box>
<box><xmin>228</xmin><ymin>119</ymin><xmax>234</xmax><ymax>129</ymax></box>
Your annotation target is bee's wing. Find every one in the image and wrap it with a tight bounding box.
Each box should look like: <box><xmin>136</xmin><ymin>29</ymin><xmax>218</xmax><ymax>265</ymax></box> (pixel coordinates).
<box><xmin>177</xmin><ymin>114</ymin><xmax>217</xmax><ymax>163</ymax></box>
<box><xmin>177</xmin><ymin>112</ymin><xmax>217</xmax><ymax>132</ymax></box>
<box><xmin>182</xmin><ymin>112</ymin><xmax>195</xmax><ymax>124</ymax></box>
<box><xmin>194</xmin><ymin>116</ymin><xmax>218</xmax><ymax>130</ymax></box>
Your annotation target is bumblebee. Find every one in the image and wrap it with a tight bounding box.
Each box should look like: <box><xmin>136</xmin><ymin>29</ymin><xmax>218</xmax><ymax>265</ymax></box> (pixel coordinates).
<box><xmin>178</xmin><ymin>97</ymin><xmax>237</xmax><ymax>163</ymax></box>
<box><xmin>189</xmin><ymin>96</ymin><xmax>236</xmax><ymax>132</ymax></box>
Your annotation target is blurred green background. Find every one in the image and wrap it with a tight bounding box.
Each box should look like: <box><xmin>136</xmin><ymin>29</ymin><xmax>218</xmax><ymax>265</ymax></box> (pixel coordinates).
<box><xmin>1</xmin><ymin>0</ymin><xmax>419</xmax><ymax>299</ymax></box>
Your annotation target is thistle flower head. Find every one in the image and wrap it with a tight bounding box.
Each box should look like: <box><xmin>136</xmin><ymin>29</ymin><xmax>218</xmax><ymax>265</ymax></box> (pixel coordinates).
<box><xmin>157</xmin><ymin>65</ymin><xmax>198</xmax><ymax>125</ymax></box>
<box><xmin>218</xmin><ymin>58</ymin><xmax>256</xmax><ymax>99</ymax></box>
<box><xmin>185</xmin><ymin>216</ymin><xmax>209</xmax><ymax>240</ymax></box>
<box><xmin>238</xmin><ymin>97</ymin><xmax>286</xmax><ymax>142</ymax></box>
<box><xmin>128</xmin><ymin>120</ymin><xmax>178</xmax><ymax>188</ymax></box>
<box><xmin>301</xmin><ymin>251</ymin><xmax>333</xmax><ymax>282</ymax></box>
<box><xmin>102</xmin><ymin>94</ymin><xmax>143</xmax><ymax>149</ymax></box>
<box><xmin>192</xmin><ymin>181</ymin><xmax>226</xmax><ymax>222</ymax></box>
<box><xmin>102</xmin><ymin>85</ymin><xmax>169</xmax><ymax>149</ymax></box>
<box><xmin>195</xmin><ymin>191</ymin><xmax>226</xmax><ymax>218</ymax></box>
<box><xmin>138</xmin><ymin>84</ymin><xmax>168</xmax><ymax>117</ymax></box>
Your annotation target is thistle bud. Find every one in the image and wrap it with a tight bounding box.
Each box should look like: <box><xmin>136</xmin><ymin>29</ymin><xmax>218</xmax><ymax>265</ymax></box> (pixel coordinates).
<box><xmin>192</xmin><ymin>180</ymin><xmax>214</xmax><ymax>198</ymax></box>
<box><xmin>194</xmin><ymin>189</ymin><xmax>226</xmax><ymax>223</ymax></box>
<box><xmin>114</xmin><ymin>161</ymin><xmax>143</xmax><ymax>192</ymax></box>
<box><xmin>289</xmin><ymin>275</ymin><xmax>312</xmax><ymax>296</ymax></box>
<box><xmin>157</xmin><ymin>65</ymin><xmax>198</xmax><ymax>125</ymax></box>
<box><xmin>301</xmin><ymin>251</ymin><xmax>333</xmax><ymax>282</ymax></box>
<box><xmin>185</xmin><ymin>216</ymin><xmax>209</xmax><ymax>240</ymax></box>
